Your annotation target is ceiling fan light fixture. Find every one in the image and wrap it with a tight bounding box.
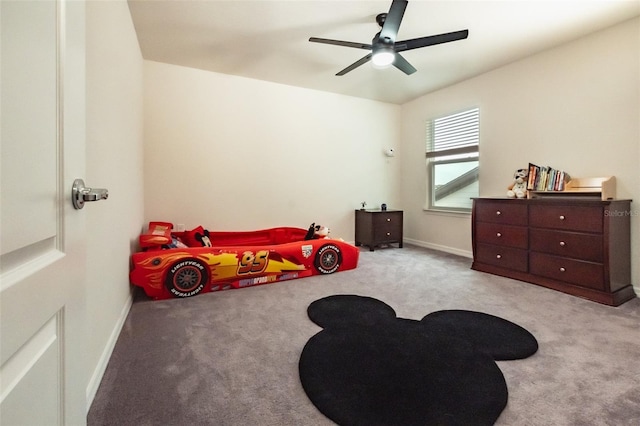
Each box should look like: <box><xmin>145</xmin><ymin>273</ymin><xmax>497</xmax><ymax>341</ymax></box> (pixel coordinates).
<box><xmin>372</xmin><ymin>46</ymin><xmax>395</xmax><ymax>67</ymax></box>
<box><xmin>309</xmin><ymin>0</ymin><xmax>469</xmax><ymax>76</ymax></box>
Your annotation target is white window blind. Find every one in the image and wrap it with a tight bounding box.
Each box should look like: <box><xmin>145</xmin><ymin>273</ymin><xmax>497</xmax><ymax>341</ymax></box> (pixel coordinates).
<box><xmin>426</xmin><ymin>107</ymin><xmax>479</xmax><ymax>158</ymax></box>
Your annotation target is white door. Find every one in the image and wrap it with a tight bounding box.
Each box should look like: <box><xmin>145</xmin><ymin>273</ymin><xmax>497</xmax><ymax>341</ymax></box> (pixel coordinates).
<box><xmin>1</xmin><ymin>1</ymin><xmax>87</xmax><ymax>424</ymax></box>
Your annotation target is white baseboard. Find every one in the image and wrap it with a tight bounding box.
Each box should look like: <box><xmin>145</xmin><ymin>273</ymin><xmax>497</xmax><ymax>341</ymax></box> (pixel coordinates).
<box><xmin>85</xmin><ymin>292</ymin><xmax>134</xmax><ymax>411</ymax></box>
<box><xmin>403</xmin><ymin>238</ymin><xmax>473</xmax><ymax>259</ymax></box>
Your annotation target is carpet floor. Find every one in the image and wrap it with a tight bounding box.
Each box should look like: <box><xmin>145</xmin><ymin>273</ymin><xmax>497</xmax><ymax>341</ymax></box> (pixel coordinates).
<box><xmin>88</xmin><ymin>244</ymin><xmax>640</xmax><ymax>425</ymax></box>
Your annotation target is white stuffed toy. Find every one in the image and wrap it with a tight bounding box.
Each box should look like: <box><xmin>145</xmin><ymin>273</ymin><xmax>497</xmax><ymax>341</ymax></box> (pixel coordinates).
<box><xmin>313</xmin><ymin>224</ymin><xmax>330</xmax><ymax>239</ymax></box>
<box><xmin>507</xmin><ymin>169</ymin><xmax>528</xmax><ymax>199</ymax></box>
<box><xmin>305</xmin><ymin>223</ymin><xmax>330</xmax><ymax>240</ymax></box>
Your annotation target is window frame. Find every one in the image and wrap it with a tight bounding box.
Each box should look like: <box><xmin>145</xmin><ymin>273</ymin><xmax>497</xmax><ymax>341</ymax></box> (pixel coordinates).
<box><xmin>425</xmin><ymin>107</ymin><xmax>480</xmax><ymax>213</ymax></box>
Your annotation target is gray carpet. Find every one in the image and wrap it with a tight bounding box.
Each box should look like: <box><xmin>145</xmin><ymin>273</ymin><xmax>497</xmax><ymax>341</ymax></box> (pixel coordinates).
<box><xmin>88</xmin><ymin>244</ymin><xmax>640</xmax><ymax>425</ymax></box>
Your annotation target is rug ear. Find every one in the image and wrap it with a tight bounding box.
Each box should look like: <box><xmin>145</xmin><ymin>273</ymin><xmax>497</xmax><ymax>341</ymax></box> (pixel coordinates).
<box><xmin>421</xmin><ymin>310</ymin><xmax>538</xmax><ymax>360</ymax></box>
<box><xmin>307</xmin><ymin>295</ymin><xmax>397</xmax><ymax>328</ymax></box>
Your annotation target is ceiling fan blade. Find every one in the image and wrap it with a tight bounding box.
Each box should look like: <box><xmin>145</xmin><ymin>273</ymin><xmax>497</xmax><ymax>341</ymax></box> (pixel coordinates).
<box><xmin>309</xmin><ymin>37</ymin><xmax>372</xmax><ymax>50</ymax></box>
<box><xmin>379</xmin><ymin>0</ymin><xmax>408</xmax><ymax>44</ymax></box>
<box><xmin>336</xmin><ymin>53</ymin><xmax>373</xmax><ymax>76</ymax></box>
<box><xmin>395</xmin><ymin>30</ymin><xmax>469</xmax><ymax>52</ymax></box>
<box><xmin>392</xmin><ymin>53</ymin><xmax>416</xmax><ymax>75</ymax></box>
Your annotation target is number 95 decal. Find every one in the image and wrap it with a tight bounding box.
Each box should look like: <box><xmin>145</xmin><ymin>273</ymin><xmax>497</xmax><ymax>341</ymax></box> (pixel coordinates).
<box><xmin>237</xmin><ymin>250</ymin><xmax>269</xmax><ymax>275</ymax></box>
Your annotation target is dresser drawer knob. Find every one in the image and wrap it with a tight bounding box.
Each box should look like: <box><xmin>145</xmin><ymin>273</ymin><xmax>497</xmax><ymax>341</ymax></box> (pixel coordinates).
<box><xmin>559</xmin><ymin>241</ymin><xmax>565</xmax><ymax>246</ymax></box>
<box><xmin>559</xmin><ymin>267</ymin><xmax>566</xmax><ymax>272</ymax></box>
<box><xmin>496</xmin><ymin>211</ymin><xmax>501</xmax><ymax>216</ymax></box>
<box><xmin>559</xmin><ymin>215</ymin><xmax>565</xmax><ymax>220</ymax></box>
<box><xmin>496</xmin><ymin>232</ymin><xmax>502</xmax><ymax>237</ymax></box>
<box><xmin>387</xmin><ymin>218</ymin><xmax>391</xmax><ymax>222</ymax></box>
<box><xmin>386</xmin><ymin>232</ymin><xmax>391</xmax><ymax>236</ymax></box>
<box><xmin>496</xmin><ymin>254</ymin><xmax>502</xmax><ymax>259</ymax></box>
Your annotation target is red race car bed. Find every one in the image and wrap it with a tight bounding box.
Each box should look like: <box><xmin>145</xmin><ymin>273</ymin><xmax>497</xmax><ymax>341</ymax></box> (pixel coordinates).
<box><xmin>130</xmin><ymin>222</ymin><xmax>360</xmax><ymax>300</ymax></box>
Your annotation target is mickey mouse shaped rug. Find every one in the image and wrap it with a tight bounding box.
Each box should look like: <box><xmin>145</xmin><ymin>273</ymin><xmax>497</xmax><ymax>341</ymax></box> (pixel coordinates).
<box><xmin>298</xmin><ymin>295</ymin><xmax>538</xmax><ymax>426</ymax></box>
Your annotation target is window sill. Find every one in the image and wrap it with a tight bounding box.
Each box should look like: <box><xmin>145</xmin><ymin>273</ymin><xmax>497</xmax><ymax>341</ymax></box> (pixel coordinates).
<box><xmin>422</xmin><ymin>207</ymin><xmax>472</xmax><ymax>217</ymax></box>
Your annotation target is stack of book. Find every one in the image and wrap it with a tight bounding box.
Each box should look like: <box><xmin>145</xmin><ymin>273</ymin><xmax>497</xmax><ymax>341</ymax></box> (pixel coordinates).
<box><xmin>527</xmin><ymin>163</ymin><xmax>571</xmax><ymax>192</ymax></box>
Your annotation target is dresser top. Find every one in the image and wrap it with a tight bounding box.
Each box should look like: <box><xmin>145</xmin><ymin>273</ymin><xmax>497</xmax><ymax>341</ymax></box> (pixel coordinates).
<box><xmin>473</xmin><ymin>197</ymin><xmax>631</xmax><ymax>205</ymax></box>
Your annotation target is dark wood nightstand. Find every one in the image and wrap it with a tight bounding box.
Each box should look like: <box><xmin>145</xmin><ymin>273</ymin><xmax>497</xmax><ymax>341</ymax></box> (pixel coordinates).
<box><xmin>355</xmin><ymin>209</ymin><xmax>403</xmax><ymax>251</ymax></box>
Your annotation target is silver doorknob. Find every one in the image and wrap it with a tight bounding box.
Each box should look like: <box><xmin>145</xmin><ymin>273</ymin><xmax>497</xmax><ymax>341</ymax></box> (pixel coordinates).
<box><xmin>72</xmin><ymin>179</ymin><xmax>109</xmax><ymax>209</ymax></box>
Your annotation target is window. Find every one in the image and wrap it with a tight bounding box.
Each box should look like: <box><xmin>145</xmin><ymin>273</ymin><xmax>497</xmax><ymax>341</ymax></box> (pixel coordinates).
<box><xmin>426</xmin><ymin>107</ymin><xmax>479</xmax><ymax>212</ymax></box>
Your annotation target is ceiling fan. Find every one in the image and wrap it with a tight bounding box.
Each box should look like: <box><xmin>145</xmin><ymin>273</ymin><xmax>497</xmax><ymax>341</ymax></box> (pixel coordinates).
<box><xmin>309</xmin><ymin>0</ymin><xmax>469</xmax><ymax>76</ymax></box>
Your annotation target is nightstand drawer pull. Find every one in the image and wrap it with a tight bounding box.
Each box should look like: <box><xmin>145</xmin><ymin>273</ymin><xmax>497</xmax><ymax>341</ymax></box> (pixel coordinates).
<box><xmin>496</xmin><ymin>232</ymin><xmax>502</xmax><ymax>237</ymax></box>
<box><xmin>496</xmin><ymin>254</ymin><xmax>502</xmax><ymax>259</ymax></box>
<box><xmin>386</xmin><ymin>218</ymin><xmax>391</xmax><ymax>222</ymax></box>
<box><xmin>560</xmin><ymin>267</ymin><xmax>566</xmax><ymax>272</ymax></box>
<box><xmin>386</xmin><ymin>232</ymin><xmax>391</xmax><ymax>236</ymax></box>
<box><xmin>559</xmin><ymin>215</ymin><xmax>565</xmax><ymax>220</ymax></box>
<box><xmin>559</xmin><ymin>241</ymin><xmax>565</xmax><ymax>246</ymax></box>
<box><xmin>496</xmin><ymin>211</ymin><xmax>501</xmax><ymax>216</ymax></box>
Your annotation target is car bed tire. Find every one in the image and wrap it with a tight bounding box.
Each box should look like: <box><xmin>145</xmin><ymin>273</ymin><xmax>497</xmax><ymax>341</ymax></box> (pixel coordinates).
<box><xmin>165</xmin><ymin>258</ymin><xmax>209</xmax><ymax>297</ymax></box>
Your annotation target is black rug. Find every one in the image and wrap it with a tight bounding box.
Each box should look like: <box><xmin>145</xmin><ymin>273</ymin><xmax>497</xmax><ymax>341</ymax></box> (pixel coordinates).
<box><xmin>298</xmin><ymin>295</ymin><xmax>538</xmax><ymax>426</ymax></box>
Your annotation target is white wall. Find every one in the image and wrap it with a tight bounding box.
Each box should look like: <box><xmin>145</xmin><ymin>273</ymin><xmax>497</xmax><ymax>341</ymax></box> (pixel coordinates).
<box><xmin>80</xmin><ymin>10</ymin><xmax>638</xmax><ymax>411</ymax></box>
<box><xmin>400</xmin><ymin>18</ymin><xmax>640</xmax><ymax>289</ymax></box>
<box><xmin>85</xmin><ymin>0</ymin><xmax>144</xmax><ymax>406</ymax></box>
<box><xmin>143</xmin><ymin>61</ymin><xmax>402</xmax><ymax>240</ymax></box>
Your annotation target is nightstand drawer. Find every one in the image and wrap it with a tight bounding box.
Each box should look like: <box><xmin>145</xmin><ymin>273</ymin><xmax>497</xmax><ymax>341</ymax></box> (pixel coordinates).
<box><xmin>529</xmin><ymin>205</ymin><xmax>602</xmax><ymax>233</ymax></box>
<box><xmin>475</xmin><ymin>223</ymin><xmax>528</xmax><ymax>249</ymax></box>
<box><xmin>475</xmin><ymin>201</ymin><xmax>528</xmax><ymax>226</ymax></box>
<box><xmin>530</xmin><ymin>252</ymin><xmax>604</xmax><ymax>290</ymax></box>
<box><xmin>476</xmin><ymin>243</ymin><xmax>528</xmax><ymax>272</ymax></box>
<box><xmin>375</xmin><ymin>213</ymin><xmax>401</xmax><ymax>224</ymax></box>
<box><xmin>530</xmin><ymin>229</ymin><xmax>603</xmax><ymax>262</ymax></box>
<box><xmin>374</xmin><ymin>228</ymin><xmax>401</xmax><ymax>242</ymax></box>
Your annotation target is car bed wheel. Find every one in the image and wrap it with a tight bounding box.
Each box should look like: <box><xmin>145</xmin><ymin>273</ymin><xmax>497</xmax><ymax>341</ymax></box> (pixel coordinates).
<box><xmin>314</xmin><ymin>244</ymin><xmax>342</xmax><ymax>274</ymax></box>
<box><xmin>165</xmin><ymin>258</ymin><xmax>209</xmax><ymax>297</ymax></box>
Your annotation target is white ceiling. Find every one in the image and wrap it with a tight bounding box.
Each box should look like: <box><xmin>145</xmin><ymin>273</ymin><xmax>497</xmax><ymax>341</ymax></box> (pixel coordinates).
<box><xmin>128</xmin><ymin>0</ymin><xmax>640</xmax><ymax>105</ymax></box>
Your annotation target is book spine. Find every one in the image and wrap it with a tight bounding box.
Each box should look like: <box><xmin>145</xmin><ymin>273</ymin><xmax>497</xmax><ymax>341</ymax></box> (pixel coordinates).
<box><xmin>527</xmin><ymin>163</ymin><xmax>537</xmax><ymax>190</ymax></box>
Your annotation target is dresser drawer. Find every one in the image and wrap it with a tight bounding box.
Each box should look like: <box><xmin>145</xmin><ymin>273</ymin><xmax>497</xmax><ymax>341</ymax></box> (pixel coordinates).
<box><xmin>530</xmin><ymin>252</ymin><xmax>604</xmax><ymax>290</ymax></box>
<box><xmin>475</xmin><ymin>223</ymin><xmax>528</xmax><ymax>249</ymax></box>
<box><xmin>530</xmin><ymin>229</ymin><xmax>603</xmax><ymax>262</ymax></box>
<box><xmin>529</xmin><ymin>205</ymin><xmax>602</xmax><ymax>233</ymax></box>
<box><xmin>476</xmin><ymin>243</ymin><xmax>528</xmax><ymax>272</ymax></box>
<box><xmin>475</xmin><ymin>201</ymin><xmax>528</xmax><ymax>226</ymax></box>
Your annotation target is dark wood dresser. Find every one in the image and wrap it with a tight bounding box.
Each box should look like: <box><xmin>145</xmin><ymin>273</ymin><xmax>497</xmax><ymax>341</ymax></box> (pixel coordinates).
<box><xmin>355</xmin><ymin>209</ymin><xmax>403</xmax><ymax>251</ymax></box>
<box><xmin>471</xmin><ymin>198</ymin><xmax>635</xmax><ymax>306</ymax></box>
